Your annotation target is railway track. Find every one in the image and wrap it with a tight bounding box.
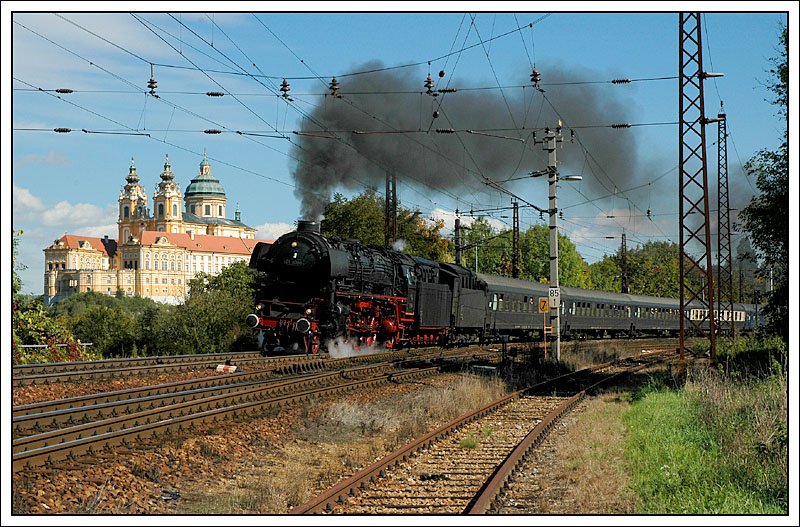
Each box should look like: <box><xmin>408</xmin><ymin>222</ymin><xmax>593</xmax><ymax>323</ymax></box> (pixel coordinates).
<box><xmin>11</xmin><ymin>344</ymin><xmax>491</xmax><ymax>387</ymax></box>
<box><xmin>12</xmin><ymin>348</ymin><xmax>498</xmax><ymax>474</ymax></box>
<box><xmin>291</xmin><ymin>350</ymin><xmax>672</xmax><ymax>514</ymax></box>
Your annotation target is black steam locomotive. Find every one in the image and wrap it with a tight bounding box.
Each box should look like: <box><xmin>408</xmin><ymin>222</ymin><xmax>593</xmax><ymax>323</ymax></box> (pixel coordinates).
<box><xmin>246</xmin><ymin>220</ymin><xmax>760</xmax><ymax>355</ymax></box>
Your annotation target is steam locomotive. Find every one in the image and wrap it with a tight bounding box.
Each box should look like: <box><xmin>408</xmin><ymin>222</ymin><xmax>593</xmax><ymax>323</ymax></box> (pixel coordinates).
<box><xmin>246</xmin><ymin>220</ymin><xmax>760</xmax><ymax>355</ymax></box>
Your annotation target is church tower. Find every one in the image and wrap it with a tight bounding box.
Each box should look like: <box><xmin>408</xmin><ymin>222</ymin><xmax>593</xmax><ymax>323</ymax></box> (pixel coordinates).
<box><xmin>118</xmin><ymin>157</ymin><xmax>149</xmax><ymax>245</ymax></box>
<box><xmin>184</xmin><ymin>150</ymin><xmax>228</xmax><ymax>233</ymax></box>
<box><xmin>153</xmin><ymin>155</ymin><xmax>183</xmax><ymax>233</ymax></box>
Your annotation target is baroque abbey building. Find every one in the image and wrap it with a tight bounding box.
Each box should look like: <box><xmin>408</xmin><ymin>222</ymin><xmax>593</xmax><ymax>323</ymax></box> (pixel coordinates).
<box><xmin>44</xmin><ymin>153</ymin><xmax>267</xmax><ymax>304</ymax></box>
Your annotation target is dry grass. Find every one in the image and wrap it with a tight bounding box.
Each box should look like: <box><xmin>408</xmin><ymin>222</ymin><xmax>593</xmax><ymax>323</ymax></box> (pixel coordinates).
<box><xmin>552</xmin><ymin>392</ymin><xmax>638</xmax><ymax>513</ymax></box>
<box><xmin>175</xmin><ymin>373</ymin><xmax>508</xmax><ymax>514</ymax></box>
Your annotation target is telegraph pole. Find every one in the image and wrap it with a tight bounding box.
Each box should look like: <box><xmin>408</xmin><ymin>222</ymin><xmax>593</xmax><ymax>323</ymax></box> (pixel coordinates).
<box><xmin>512</xmin><ymin>201</ymin><xmax>520</xmax><ymax>278</ymax></box>
<box><xmin>535</xmin><ymin>125</ymin><xmax>564</xmax><ymax>362</ymax></box>
<box><xmin>454</xmin><ymin>216</ymin><xmax>462</xmax><ymax>265</ymax></box>
<box><xmin>384</xmin><ymin>171</ymin><xmax>397</xmax><ymax>247</ymax></box>
<box><xmin>621</xmin><ymin>232</ymin><xmax>629</xmax><ymax>294</ymax></box>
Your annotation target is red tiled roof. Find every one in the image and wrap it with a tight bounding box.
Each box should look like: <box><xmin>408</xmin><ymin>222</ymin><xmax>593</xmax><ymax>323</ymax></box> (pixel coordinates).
<box><xmin>46</xmin><ymin>234</ymin><xmax>116</xmax><ymax>258</ymax></box>
<box><xmin>138</xmin><ymin>231</ymin><xmax>272</xmax><ymax>255</ymax></box>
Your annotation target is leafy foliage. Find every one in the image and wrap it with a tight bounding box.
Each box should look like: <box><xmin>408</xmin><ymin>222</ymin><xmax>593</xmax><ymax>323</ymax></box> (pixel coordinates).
<box><xmin>321</xmin><ymin>190</ymin><xmax>453</xmax><ymax>261</ymax></box>
<box><xmin>154</xmin><ymin>260</ymin><xmax>262</xmax><ymax>355</ymax></box>
<box><xmin>12</xmin><ymin>297</ymin><xmax>97</xmax><ymax>364</ymax></box>
<box><xmin>589</xmin><ymin>241</ymin><xmax>703</xmax><ymax>298</ymax></box>
<box><xmin>320</xmin><ymin>191</ymin><xmax>385</xmax><ymax>246</ymax></box>
<box><xmin>12</xmin><ymin>230</ymin><xmax>98</xmax><ymax>364</ymax></box>
<box><xmin>12</xmin><ymin>230</ymin><xmax>25</xmax><ymax>306</ymax></box>
<box><xmin>461</xmin><ymin>219</ymin><xmax>591</xmax><ymax>287</ymax></box>
<box><xmin>49</xmin><ymin>292</ymin><xmax>164</xmax><ymax>357</ymax></box>
<box><xmin>739</xmin><ymin>25</ymin><xmax>788</xmax><ymax>340</ymax></box>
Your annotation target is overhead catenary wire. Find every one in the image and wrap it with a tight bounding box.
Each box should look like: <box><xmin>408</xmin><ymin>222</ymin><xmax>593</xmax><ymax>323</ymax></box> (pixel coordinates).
<box><xmin>12</xmin><ymin>77</ymin><xmax>298</xmax><ymax>190</ymax></box>
<box><xmin>17</xmin><ymin>12</ymin><xmax>742</xmax><ymax>265</ymax></box>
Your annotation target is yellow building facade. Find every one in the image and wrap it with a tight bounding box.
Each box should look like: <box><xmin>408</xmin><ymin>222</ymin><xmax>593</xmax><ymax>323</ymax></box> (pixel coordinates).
<box><xmin>44</xmin><ymin>154</ymin><xmax>267</xmax><ymax>304</ymax></box>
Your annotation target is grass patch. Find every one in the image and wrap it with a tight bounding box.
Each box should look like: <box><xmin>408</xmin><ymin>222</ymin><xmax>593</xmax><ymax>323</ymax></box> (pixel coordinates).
<box><xmin>459</xmin><ymin>434</ymin><xmax>479</xmax><ymax>449</ymax></box>
<box><xmin>623</xmin><ymin>369</ymin><xmax>787</xmax><ymax>514</ymax></box>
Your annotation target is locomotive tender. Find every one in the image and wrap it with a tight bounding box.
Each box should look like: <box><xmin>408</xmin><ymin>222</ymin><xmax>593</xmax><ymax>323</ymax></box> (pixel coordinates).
<box><xmin>246</xmin><ymin>220</ymin><xmax>759</xmax><ymax>355</ymax></box>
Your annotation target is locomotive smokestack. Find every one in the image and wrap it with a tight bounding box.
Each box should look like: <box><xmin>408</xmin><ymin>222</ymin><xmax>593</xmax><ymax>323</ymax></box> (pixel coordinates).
<box><xmin>297</xmin><ymin>219</ymin><xmax>320</xmax><ymax>233</ymax></box>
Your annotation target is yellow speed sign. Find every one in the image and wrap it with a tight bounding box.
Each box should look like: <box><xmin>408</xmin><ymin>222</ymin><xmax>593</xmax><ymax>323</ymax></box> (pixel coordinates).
<box><xmin>538</xmin><ymin>297</ymin><xmax>549</xmax><ymax>314</ymax></box>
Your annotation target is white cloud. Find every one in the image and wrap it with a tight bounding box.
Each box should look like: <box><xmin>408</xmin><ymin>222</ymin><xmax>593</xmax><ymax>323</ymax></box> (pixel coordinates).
<box><xmin>254</xmin><ymin>221</ymin><xmax>294</xmax><ymax>241</ymax></box>
<box><xmin>430</xmin><ymin>207</ymin><xmax>507</xmax><ymax>234</ymax></box>
<box><xmin>13</xmin><ymin>184</ymin><xmax>116</xmax><ymax>228</ymax></box>
<box><xmin>11</xmin><ymin>185</ymin><xmax>45</xmax><ymax>211</ymax></box>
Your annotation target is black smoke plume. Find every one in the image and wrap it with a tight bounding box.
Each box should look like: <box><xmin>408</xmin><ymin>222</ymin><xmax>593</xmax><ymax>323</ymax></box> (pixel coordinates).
<box><xmin>290</xmin><ymin>60</ymin><xmax>644</xmax><ymax>219</ymax></box>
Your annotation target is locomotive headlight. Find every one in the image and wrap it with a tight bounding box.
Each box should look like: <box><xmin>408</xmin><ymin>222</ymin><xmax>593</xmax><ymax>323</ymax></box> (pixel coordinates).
<box><xmin>291</xmin><ymin>241</ymin><xmax>298</xmax><ymax>248</ymax></box>
<box><xmin>256</xmin><ymin>303</ymin><xmax>264</xmax><ymax>311</ymax></box>
<box><xmin>305</xmin><ymin>308</ymin><xmax>312</xmax><ymax>315</ymax></box>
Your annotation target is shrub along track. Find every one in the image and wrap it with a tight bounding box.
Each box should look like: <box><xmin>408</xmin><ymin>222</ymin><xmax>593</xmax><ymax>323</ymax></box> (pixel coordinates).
<box><xmin>291</xmin><ymin>352</ymin><xmax>673</xmax><ymax>514</ymax></box>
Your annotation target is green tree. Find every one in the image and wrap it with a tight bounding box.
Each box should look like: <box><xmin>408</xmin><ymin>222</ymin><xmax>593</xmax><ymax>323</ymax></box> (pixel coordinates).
<box><xmin>590</xmin><ymin>254</ymin><xmax>621</xmax><ymax>293</ymax></box>
<box><xmin>397</xmin><ymin>211</ymin><xmax>454</xmax><ymax>262</ymax></box>
<box><xmin>626</xmin><ymin>242</ymin><xmax>682</xmax><ymax>297</ymax></box>
<box><xmin>589</xmin><ymin>241</ymin><xmax>695</xmax><ymax>298</ymax></box>
<box><xmin>321</xmin><ymin>190</ymin><xmax>453</xmax><ymax>261</ymax></box>
<box><xmin>739</xmin><ymin>26</ymin><xmax>788</xmax><ymax>339</ymax></box>
<box><xmin>51</xmin><ymin>291</ymin><xmax>166</xmax><ymax>357</ymax></box>
<box><xmin>461</xmin><ymin>220</ymin><xmax>590</xmax><ymax>287</ymax></box>
<box><xmin>320</xmin><ymin>190</ymin><xmax>385</xmax><ymax>246</ymax></box>
<box><xmin>189</xmin><ymin>260</ymin><xmax>259</xmax><ymax>300</ymax></box>
<box><xmin>12</xmin><ymin>298</ymin><xmax>93</xmax><ymax>364</ymax></box>
<box><xmin>518</xmin><ymin>224</ymin><xmax>591</xmax><ymax>287</ymax></box>
<box><xmin>733</xmin><ymin>237</ymin><xmax>760</xmax><ymax>304</ymax></box>
<box><xmin>70</xmin><ymin>304</ymin><xmax>139</xmax><ymax>357</ymax></box>
<box><xmin>12</xmin><ymin>229</ymin><xmax>25</xmax><ymax>307</ymax></box>
<box><xmin>461</xmin><ymin>218</ymin><xmax>510</xmax><ymax>275</ymax></box>
<box><xmin>153</xmin><ymin>260</ymin><xmax>262</xmax><ymax>355</ymax></box>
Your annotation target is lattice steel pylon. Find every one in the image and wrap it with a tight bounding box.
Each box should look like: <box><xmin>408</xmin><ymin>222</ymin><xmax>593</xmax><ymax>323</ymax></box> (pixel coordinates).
<box><xmin>679</xmin><ymin>12</ymin><xmax>718</xmax><ymax>361</ymax></box>
<box><xmin>717</xmin><ymin>104</ymin><xmax>734</xmax><ymax>337</ymax></box>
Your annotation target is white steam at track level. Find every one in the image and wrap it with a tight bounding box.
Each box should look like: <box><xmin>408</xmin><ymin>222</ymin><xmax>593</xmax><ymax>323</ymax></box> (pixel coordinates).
<box><xmin>290</xmin><ymin>60</ymin><xmax>647</xmax><ymax>219</ymax></box>
<box><xmin>392</xmin><ymin>238</ymin><xmax>406</xmax><ymax>252</ymax></box>
<box><xmin>325</xmin><ymin>336</ymin><xmax>386</xmax><ymax>359</ymax></box>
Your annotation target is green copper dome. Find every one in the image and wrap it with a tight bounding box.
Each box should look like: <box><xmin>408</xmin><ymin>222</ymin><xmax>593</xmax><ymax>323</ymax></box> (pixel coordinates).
<box><xmin>184</xmin><ymin>152</ymin><xmax>226</xmax><ymax>198</ymax></box>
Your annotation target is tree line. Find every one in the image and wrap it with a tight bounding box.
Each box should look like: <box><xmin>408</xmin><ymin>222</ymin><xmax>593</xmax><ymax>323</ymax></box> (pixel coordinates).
<box><xmin>12</xmin><ymin>256</ymin><xmax>260</xmax><ymax>364</ymax></box>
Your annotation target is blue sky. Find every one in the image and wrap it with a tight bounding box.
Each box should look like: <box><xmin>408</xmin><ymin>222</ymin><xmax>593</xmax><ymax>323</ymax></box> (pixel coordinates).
<box><xmin>5</xmin><ymin>3</ymin><xmax>794</xmax><ymax>295</ymax></box>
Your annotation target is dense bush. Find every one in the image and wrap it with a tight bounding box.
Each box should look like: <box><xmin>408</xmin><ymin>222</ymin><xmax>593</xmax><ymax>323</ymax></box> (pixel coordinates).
<box><xmin>12</xmin><ymin>296</ymin><xmax>99</xmax><ymax>364</ymax></box>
